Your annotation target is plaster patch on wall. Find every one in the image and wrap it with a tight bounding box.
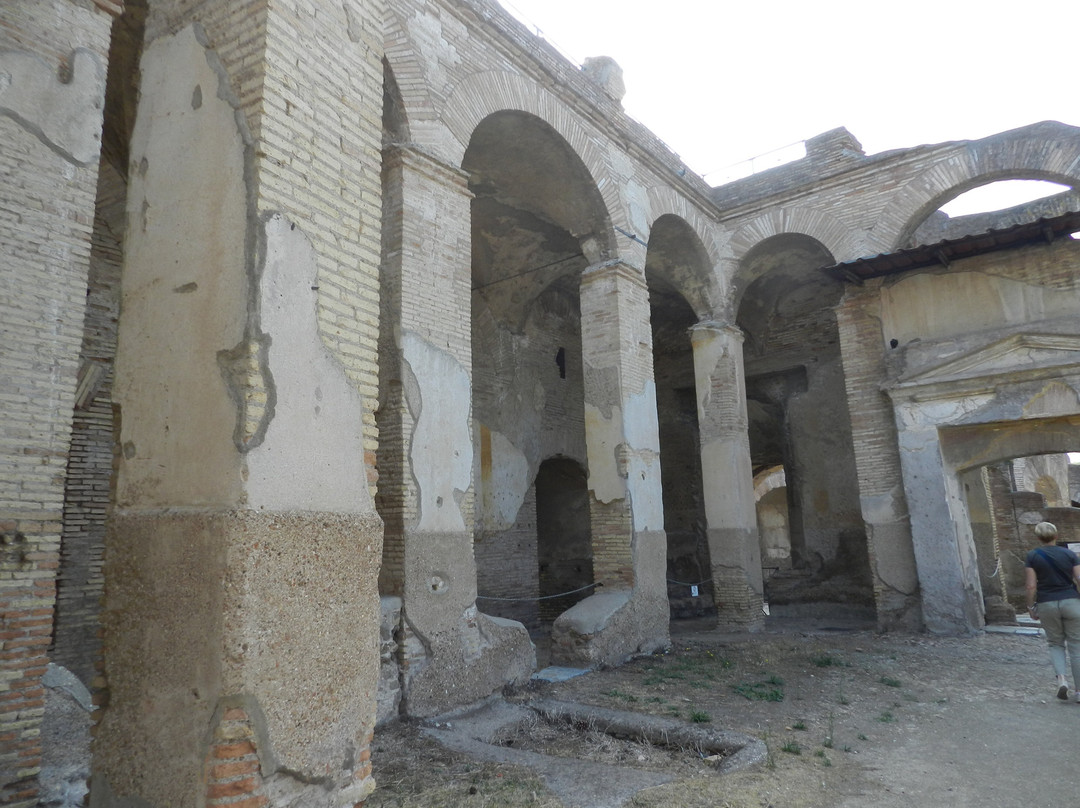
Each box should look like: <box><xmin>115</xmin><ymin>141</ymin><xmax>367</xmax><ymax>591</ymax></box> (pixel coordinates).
<box><xmin>478</xmin><ymin>427</ymin><xmax>530</xmax><ymax>530</ymax></box>
<box><xmin>585</xmin><ymin>402</ymin><xmax>625</xmax><ymax>504</ymax></box>
<box><xmin>860</xmin><ymin>486</ymin><xmax>907</xmax><ymax>525</ymax></box>
<box><xmin>626</xmin><ymin>451</ymin><xmax>663</xmax><ymax>531</ymax></box>
<box><xmin>407</xmin><ymin>9</ymin><xmax>461</xmax><ymax>99</ymax></box>
<box><xmin>402</xmin><ymin>332</ymin><xmax>473</xmax><ymax>532</ymax></box>
<box><xmin>583</xmin><ymin>363</ymin><xmax>620</xmax><ymax>416</ymax></box>
<box><xmin>585</xmin><ymin>375</ymin><xmax>664</xmax><ymax>524</ymax></box>
<box><xmin>0</xmin><ymin>48</ymin><xmax>105</xmax><ymax>164</ymax></box>
<box><xmin>622</xmin><ymin>381</ymin><xmax>663</xmax><ymax>530</ymax></box>
<box><xmin>700</xmin><ymin>438</ymin><xmax>756</xmax><ymax>529</ymax></box>
<box><xmin>245</xmin><ymin>214</ymin><xmax>373</xmax><ymax>512</ymax></box>
<box><xmin>343</xmin><ymin>2</ymin><xmax>364</xmax><ymax>43</ymax></box>
<box><xmin>114</xmin><ymin>25</ymin><xmax>249</xmax><ymax>508</ymax></box>
<box><xmin>623</xmin><ymin>380</ymin><xmax>661</xmax><ymax>453</ymax></box>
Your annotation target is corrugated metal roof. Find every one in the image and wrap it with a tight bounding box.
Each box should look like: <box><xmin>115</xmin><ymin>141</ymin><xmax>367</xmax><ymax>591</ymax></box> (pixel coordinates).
<box><xmin>824</xmin><ymin>209</ymin><xmax>1080</xmax><ymax>283</ymax></box>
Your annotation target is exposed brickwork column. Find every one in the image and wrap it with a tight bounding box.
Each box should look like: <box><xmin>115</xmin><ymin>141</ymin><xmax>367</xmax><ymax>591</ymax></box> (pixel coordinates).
<box><xmin>0</xmin><ymin>2</ymin><xmax>115</xmax><ymax>803</ymax></box>
<box><xmin>375</xmin><ymin>144</ymin><xmax>534</xmax><ymax>717</ymax></box>
<box><xmin>579</xmin><ymin>261</ymin><xmax>665</xmax><ymax>585</ymax></box>
<box><xmin>376</xmin><ymin>145</ymin><xmax>474</xmax><ymax>596</ymax></box>
<box><xmin>205</xmin><ymin>708</ymin><xmax>269</xmax><ymax>808</ymax></box>
<box><xmin>552</xmin><ymin>260</ymin><xmax>668</xmax><ymax>667</ymax></box>
<box><xmin>968</xmin><ymin>467</ymin><xmax>1014</xmax><ymax>624</ymax></box>
<box><xmin>835</xmin><ymin>283</ymin><xmax>922</xmax><ymax>630</ymax></box>
<box><xmin>690</xmin><ymin>321</ymin><xmax>764</xmax><ymax>629</ymax></box>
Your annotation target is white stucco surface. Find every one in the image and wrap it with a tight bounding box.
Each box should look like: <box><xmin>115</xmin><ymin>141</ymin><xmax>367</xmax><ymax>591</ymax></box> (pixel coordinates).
<box><xmin>403</xmin><ymin>331</ymin><xmax>473</xmax><ymax>532</ymax></box>
<box><xmin>114</xmin><ymin>26</ymin><xmax>247</xmax><ymax>508</ymax></box>
<box><xmin>245</xmin><ymin>214</ymin><xmax>373</xmax><ymax>512</ymax></box>
<box><xmin>482</xmin><ymin>428</ymin><xmax>530</xmax><ymax>529</ymax></box>
<box><xmin>0</xmin><ymin>47</ymin><xmax>105</xmax><ymax>164</ymax></box>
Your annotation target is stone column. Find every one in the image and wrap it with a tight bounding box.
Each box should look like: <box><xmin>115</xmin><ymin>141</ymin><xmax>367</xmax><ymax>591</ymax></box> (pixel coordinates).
<box><xmin>890</xmin><ymin>409</ymin><xmax>985</xmax><ymax>634</ymax></box>
<box><xmin>377</xmin><ymin>145</ymin><xmax>533</xmax><ymax>717</ymax></box>
<box><xmin>690</xmin><ymin>322</ymin><xmax>764</xmax><ymax>629</ymax></box>
<box><xmin>0</xmin><ymin>3</ymin><xmax>115</xmax><ymax>804</ymax></box>
<box><xmin>552</xmin><ymin>260</ymin><xmax>669</xmax><ymax>667</ymax></box>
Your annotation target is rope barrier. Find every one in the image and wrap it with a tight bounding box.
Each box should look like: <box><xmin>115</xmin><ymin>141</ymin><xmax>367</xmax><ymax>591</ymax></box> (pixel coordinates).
<box><xmin>667</xmin><ymin>578</ymin><xmax>712</xmax><ymax>587</ymax></box>
<box><xmin>475</xmin><ymin>582</ymin><xmax>600</xmax><ymax>603</ymax></box>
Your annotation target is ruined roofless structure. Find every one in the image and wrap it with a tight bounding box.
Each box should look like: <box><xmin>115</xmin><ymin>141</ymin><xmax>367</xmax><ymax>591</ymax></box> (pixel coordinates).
<box><xmin>3</xmin><ymin>0</ymin><xmax>1080</xmax><ymax>804</ymax></box>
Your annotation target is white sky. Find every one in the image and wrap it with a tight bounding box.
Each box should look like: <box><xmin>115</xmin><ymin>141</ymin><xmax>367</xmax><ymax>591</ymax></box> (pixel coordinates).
<box><xmin>499</xmin><ymin>0</ymin><xmax>1079</xmax><ymax>203</ymax></box>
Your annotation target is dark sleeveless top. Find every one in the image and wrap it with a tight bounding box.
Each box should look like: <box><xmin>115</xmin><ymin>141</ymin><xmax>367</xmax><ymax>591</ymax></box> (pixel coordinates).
<box><xmin>1026</xmin><ymin>545</ymin><xmax>1080</xmax><ymax>603</ymax></box>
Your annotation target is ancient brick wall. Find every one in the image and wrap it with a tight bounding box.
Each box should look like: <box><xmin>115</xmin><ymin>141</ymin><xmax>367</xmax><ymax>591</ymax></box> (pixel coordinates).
<box><xmin>50</xmin><ymin>160</ymin><xmax>125</xmax><ymax>687</ymax></box>
<box><xmin>0</xmin><ymin>2</ymin><xmax>115</xmax><ymax>802</ymax></box>
<box><xmin>834</xmin><ymin>281</ymin><xmax>922</xmax><ymax>628</ymax></box>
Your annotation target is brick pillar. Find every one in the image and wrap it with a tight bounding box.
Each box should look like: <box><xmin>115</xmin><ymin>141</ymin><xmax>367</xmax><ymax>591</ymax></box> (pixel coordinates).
<box><xmin>835</xmin><ymin>284</ymin><xmax>922</xmax><ymax>630</ymax></box>
<box><xmin>0</xmin><ymin>2</ymin><xmax>115</xmax><ymax>804</ymax></box>
<box><xmin>375</xmin><ymin>145</ymin><xmax>534</xmax><ymax>717</ymax></box>
<box><xmin>95</xmin><ymin>3</ymin><xmax>385</xmax><ymax>803</ymax></box>
<box><xmin>968</xmin><ymin>467</ymin><xmax>1014</xmax><ymax>624</ymax></box>
<box><xmin>690</xmin><ymin>321</ymin><xmax>764</xmax><ymax>629</ymax></box>
<box><xmin>552</xmin><ymin>260</ymin><xmax>669</xmax><ymax>667</ymax></box>
<box><xmin>579</xmin><ymin>261</ymin><xmax>665</xmax><ymax>585</ymax></box>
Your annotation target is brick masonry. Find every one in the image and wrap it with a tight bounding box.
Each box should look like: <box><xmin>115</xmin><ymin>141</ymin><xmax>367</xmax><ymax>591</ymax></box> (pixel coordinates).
<box><xmin>0</xmin><ymin>1</ymin><xmax>115</xmax><ymax>803</ymax></box>
<box><xmin>5</xmin><ymin>0</ymin><xmax>1080</xmax><ymax>803</ymax></box>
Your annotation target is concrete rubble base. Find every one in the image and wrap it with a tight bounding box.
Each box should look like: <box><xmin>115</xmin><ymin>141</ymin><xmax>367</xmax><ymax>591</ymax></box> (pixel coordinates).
<box><xmin>422</xmin><ymin>696</ymin><xmax>767</xmax><ymax>808</ymax></box>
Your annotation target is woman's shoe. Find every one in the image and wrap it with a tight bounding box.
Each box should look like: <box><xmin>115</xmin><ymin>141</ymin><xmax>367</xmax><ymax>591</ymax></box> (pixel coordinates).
<box><xmin>1056</xmin><ymin>683</ymin><xmax>1069</xmax><ymax>700</ymax></box>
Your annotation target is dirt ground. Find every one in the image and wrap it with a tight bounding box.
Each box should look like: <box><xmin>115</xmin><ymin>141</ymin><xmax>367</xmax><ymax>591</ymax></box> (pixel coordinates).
<box><xmin>366</xmin><ymin>617</ymin><xmax>1080</xmax><ymax>808</ymax></box>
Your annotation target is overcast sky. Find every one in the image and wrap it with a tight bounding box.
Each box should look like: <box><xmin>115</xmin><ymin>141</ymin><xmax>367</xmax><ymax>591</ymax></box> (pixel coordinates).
<box><xmin>499</xmin><ymin>0</ymin><xmax>1079</xmax><ymax>201</ymax></box>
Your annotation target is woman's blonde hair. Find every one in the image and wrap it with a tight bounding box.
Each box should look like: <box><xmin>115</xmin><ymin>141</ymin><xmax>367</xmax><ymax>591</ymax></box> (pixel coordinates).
<box><xmin>1034</xmin><ymin>521</ymin><xmax>1059</xmax><ymax>540</ymax></box>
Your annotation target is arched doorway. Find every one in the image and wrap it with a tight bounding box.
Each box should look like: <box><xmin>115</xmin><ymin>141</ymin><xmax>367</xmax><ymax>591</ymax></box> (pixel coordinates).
<box><xmin>645</xmin><ymin>215</ymin><xmax>715</xmax><ymax>619</ymax></box>
<box><xmin>536</xmin><ymin>458</ymin><xmax>593</xmax><ymax>630</ymax></box>
<box><xmin>736</xmin><ymin>233</ymin><xmax>873</xmax><ymax>615</ymax></box>
<box><xmin>464</xmin><ymin>110</ymin><xmax>610</xmax><ymax>632</ymax></box>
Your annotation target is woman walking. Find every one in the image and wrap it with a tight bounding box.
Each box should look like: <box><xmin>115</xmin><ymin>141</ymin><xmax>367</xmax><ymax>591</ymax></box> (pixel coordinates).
<box><xmin>1026</xmin><ymin>521</ymin><xmax>1080</xmax><ymax>701</ymax></box>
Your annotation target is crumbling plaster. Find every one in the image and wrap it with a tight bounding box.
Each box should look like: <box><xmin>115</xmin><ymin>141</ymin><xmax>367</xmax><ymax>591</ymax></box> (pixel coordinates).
<box><xmin>17</xmin><ymin>3</ymin><xmax>1080</xmax><ymax>806</ymax></box>
<box><xmin>0</xmin><ymin>46</ymin><xmax>106</xmax><ymax>165</ymax></box>
<box><xmin>113</xmin><ymin>24</ymin><xmax>249</xmax><ymax>508</ymax></box>
<box><xmin>401</xmin><ymin>330</ymin><xmax>473</xmax><ymax>532</ymax></box>
<box><xmin>246</xmin><ymin>213</ymin><xmax>374</xmax><ymax>512</ymax></box>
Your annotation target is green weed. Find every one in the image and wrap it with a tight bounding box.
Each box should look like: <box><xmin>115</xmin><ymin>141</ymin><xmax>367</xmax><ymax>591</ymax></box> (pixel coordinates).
<box><xmin>811</xmin><ymin>654</ymin><xmax>845</xmax><ymax>668</ymax></box>
<box><xmin>732</xmin><ymin>681</ymin><xmax>784</xmax><ymax>702</ymax></box>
